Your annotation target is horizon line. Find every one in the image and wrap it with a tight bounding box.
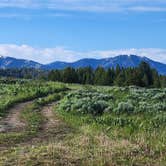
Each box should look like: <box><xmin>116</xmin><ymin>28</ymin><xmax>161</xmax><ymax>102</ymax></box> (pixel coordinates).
<box><xmin>1</xmin><ymin>54</ymin><xmax>165</xmax><ymax>65</ymax></box>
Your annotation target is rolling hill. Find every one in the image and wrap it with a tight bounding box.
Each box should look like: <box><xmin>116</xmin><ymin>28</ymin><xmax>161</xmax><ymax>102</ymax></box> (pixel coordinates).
<box><xmin>0</xmin><ymin>56</ymin><xmax>42</xmax><ymax>69</ymax></box>
<box><xmin>0</xmin><ymin>55</ymin><xmax>166</xmax><ymax>75</ymax></box>
<box><xmin>43</xmin><ymin>55</ymin><xmax>166</xmax><ymax>75</ymax></box>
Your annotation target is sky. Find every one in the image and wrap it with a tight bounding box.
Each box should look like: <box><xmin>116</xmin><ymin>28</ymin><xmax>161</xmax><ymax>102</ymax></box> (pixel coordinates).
<box><xmin>0</xmin><ymin>0</ymin><xmax>166</xmax><ymax>64</ymax></box>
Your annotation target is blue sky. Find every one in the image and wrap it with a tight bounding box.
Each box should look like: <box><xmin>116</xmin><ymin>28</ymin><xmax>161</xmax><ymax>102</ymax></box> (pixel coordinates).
<box><xmin>0</xmin><ymin>0</ymin><xmax>166</xmax><ymax>64</ymax></box>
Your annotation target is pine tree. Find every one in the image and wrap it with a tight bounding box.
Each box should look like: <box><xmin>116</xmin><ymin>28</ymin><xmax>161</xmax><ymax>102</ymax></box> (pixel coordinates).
<box><xmin>62</xmin><ymin>67</ymin><xmax>78</xmax><ymax>83</ymax></box>
<box><xmin>152</xmin><ymin>69</ymin><xmax>161</xmax><ymax>88</ymax></box>
<box><xmin>85</xmin><ymin>67</ymin><xmax>94</xmax><ymax>84</ymax></box>
<box><xmin>142</xmin><ymin>74</ymin><xmax>149</xmax><ymax>87</ymax></box>
<box><xmin>105</xmin><ymin>68</ymin><xmax>114</xmax><ymax>85</ymax></box>
<box><xmin>94</xmin><ymin>67</ymin><xmax>107</xmax><ymax>85</ymax></box>
<box><xmin>114</xmin><ymin>69</ymin><xmax>126</xmax><ymax>86</ymax></box>
<box><xmin>139</xmin><ymin>61</ymin><xmax>153</xmax><ymax>86</ymax></box>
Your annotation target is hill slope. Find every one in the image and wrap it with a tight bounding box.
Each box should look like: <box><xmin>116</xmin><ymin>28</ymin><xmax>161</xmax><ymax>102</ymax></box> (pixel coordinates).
<box><xmin>44</xmin><ymin>55</ymin><xmax>166</xmax><ymax>75</ymax></box>
<box><xmin>0</xmin><ymin>56</ymin><xmax>42</xmax><ymax>69</ymax></box>
<box><xmin>0</xmin><ymin>55</ymin><xmax>166</xmax><ymax>75</ymax></box>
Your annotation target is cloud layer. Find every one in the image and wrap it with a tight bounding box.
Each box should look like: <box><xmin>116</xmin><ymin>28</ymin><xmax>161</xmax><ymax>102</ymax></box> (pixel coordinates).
<box><xmin>0</xmin><ymin>44</ymin><xmax>165</xmax><ymax>64</ymax></box>
<box><xmin>0</xmin><ymin>0</ymin><xmax>166</xmax><ymax>13</ymax></box>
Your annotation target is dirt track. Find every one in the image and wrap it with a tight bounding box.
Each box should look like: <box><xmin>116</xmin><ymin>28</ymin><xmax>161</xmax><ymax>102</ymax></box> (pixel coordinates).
<box><xmin>0</xmin><ymin>101</ymin><xmax>32</xmax><ymax>133</ymax></box>
<box><xmin>25</xmin><ymin>103</ymin><xmax>72</xmax><ymax>145</ymax></box>
<box><xmin>0</xmin><ymin>101</ymin><xmax>72</xmax><ymax>149</ymax></box>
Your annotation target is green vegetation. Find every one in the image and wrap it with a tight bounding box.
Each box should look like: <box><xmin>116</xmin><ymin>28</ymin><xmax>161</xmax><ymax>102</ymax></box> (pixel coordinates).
<box><xmin>56</xmin><ymin>86</ymin><xmax>166</xmax><ymax>165</ymax></box>
<box><xmin>0</xmin><ymin>85</ymin><xmax>67</xmax><ymax>146</ymax></box>
<box><xmin>0</xmin><ymin>80</ymin><xmax>165</xmax><ymax>165</ymax></box>
<box><xmin>48</xmin><ymin>62</ymin><xmax>166</xmax><ymax>88</ymax></box>
<box><xmin>0</xmin><ymin>62</ymin><xmax>166</xmax><ymax>88</ymax></box>
<box><xmin>0</xmin><ymin>79</ymin><xmax>67</xmax><ymax>117</ymax></box>
<box><xmin>20</xmin><ymin>93</ymin><xmax>63</xmax><ymax>134</ymax></box>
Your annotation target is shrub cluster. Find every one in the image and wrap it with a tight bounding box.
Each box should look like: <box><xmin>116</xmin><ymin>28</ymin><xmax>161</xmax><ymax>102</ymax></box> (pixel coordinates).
<box><xmin>59</xmin><ymin>90</ymin><xmax>113</xmax><ymax>116</ymax></box>
<box><xmin>114</xmin><ymin>101</ymin><xmax>134</xmax><ymax>113</ymax></box>
<box><xmin>58</xmin><ymin>87</ymin><xmax>166</xmax><ymax>129</ymax></box>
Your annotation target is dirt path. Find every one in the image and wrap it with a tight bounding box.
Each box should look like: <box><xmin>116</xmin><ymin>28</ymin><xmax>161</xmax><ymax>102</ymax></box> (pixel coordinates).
<box><xmin>43</xmin><ymin>103</ymin><xmax>72</xmax><ymax>138</ymax></box>
<box><xmin>0</xmin><ymin>101</ymin><xmax>32</xmax><ymax>133</ymax></box>
<box><xmin>25</xmin><ymin>103</ymin><xmax>72</xmax><ymax>145</ymax></box>
<box><xmin>42</xmin><ymin>103</ymin><xmax>60</xmax><ymax>130</ymax></box>
<box><xmin>0</xmin><ymin>101</ymin><xmax>73</xmax><ymax>149</ymax></box>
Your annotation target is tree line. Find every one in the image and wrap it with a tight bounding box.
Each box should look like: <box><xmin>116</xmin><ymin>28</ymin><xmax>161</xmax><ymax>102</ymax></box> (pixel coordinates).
<box><xmin>0</xmin><ymin>68</ymin><xmax>47</xmax><ymax>80</ymax></box>
<box><xmin>0</xmin><ymin>62</ymin><xmax>166</xmax><ymax>88</ymax></box>
<box><xmin>48</xmin><ymin>62</ymin><xmax>166</xmax><ymax>88</ymax></box>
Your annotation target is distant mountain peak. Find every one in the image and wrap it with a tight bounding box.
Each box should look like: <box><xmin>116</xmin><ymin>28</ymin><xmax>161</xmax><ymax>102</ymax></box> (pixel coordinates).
<box><xmin>43</xmin><ymin>55</ymin><xmax>166</xmax><ymax>75</ymax></box>
<box><xmin>0</xmin><ymin>55</ymin><xmax>166</xmax><ymax>75</ymax></box>
<box><xmin>0</xmin><ymin>56</ymin><xmax>42</xmax><ymax>69</ymax></box>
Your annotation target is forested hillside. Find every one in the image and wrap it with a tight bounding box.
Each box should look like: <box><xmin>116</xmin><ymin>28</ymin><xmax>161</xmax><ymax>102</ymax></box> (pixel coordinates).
<box><xmin>1</xmin><ymin>61</ymin><xmax>165</xmax><ymax>88</ymax></box>
<box><xmin>48</xmin><ymin>62</ymin><xmax>166</xmax><ymax>88</ymax></box>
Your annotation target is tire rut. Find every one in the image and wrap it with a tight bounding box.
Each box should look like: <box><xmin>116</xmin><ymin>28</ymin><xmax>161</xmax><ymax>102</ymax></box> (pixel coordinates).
<box><xmin>0</xmin><ymin>101</ymin><xmax>32</xmax><ymax>133</ymax></box>
<box><xmin>23</xmin><ymin>103</ymin><xmax>72</xmax><ymax>145</ymax></box>
<box><xmin>0</xmin><ymin>101</ymin><xmax>73</xmax><ymax>149</ymax></box>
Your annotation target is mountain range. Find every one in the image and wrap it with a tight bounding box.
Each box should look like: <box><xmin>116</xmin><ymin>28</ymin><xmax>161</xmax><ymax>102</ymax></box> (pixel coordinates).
<box><xmin>0</xmin><ymin>55</ymin><xmax>166</xmax><ymax>75</ymax></box>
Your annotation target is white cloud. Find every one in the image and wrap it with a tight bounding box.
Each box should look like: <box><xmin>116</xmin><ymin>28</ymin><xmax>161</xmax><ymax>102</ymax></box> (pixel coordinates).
<box><xmin>90</xmin><ymin>48</ymin><xmax>166</xmax><ymax>64</ymax></box>
<box><xmin>0</xmin><ymin>0</ymin><xmax>166</xmax><ymax>13</ymax></box>
<box><xmin>0</xmin><ymin>12</ymin><xmax>71</xmax><ymax>19</ymax></box>
<box><xmin>129</xmin><ymin>6</ymin><xmax>166</xmax><ymax>12</ymax></box>
<box><xmin>0</xmin><ymin>44</ymin><xmax>75</xmax><ymax>64</ymax></box>
<box><xmin>0</xmin><ymin>44</ymin><xmax>166</xmax><ymax>64</ymax></box>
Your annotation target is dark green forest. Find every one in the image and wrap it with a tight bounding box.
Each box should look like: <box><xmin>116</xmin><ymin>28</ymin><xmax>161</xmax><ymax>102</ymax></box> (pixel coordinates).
<box><xmin>0</xmin><ymin>62</ymin><xmax>166</xmax><ymax>88</ymax></box>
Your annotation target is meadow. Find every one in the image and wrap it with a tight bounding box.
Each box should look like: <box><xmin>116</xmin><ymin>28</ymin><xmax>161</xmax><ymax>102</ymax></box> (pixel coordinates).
<box><xmin>0</xmin><ymin>79</ymin><xmax>165</xmax><ymax>165</ymax></box>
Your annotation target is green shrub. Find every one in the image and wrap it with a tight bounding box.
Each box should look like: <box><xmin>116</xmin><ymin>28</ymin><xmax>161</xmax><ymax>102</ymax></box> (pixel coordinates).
<box><xmin>114</xmin><ymin>101</ymin><xmax>134</xmax><ymax>113</ymax></box>
<box><xmin>59</xmin><ymin>90</ymin><xmax>112</xmax><ymax>116</ymax></box>
<box><xmin>152</xmin><ymin>93</ymin><xmax>166</xmax><ymax>100</ymax></box>
<box><xmin>150</xmin><ymin>114</ymin><xmax>166</xmax><ymax>128</ymax></box>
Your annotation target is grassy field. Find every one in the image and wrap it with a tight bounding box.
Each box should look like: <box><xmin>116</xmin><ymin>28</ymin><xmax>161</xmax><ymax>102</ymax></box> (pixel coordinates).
<box><xmin>0</xmin><ymin>79</ymin><xmax>165</xmax><ymax>165</ymax></box>
<box><xmin>0</xmin><ymin>79</ymin><xmax>67</xmax><ymax>117</ymax></box>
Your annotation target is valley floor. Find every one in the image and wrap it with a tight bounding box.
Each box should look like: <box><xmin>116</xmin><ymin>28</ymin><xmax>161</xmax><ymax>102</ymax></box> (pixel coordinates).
<box><xmin>0</xmin><ymin>81</ymin><xmax>165</xmax><ymax>166</ymax></box>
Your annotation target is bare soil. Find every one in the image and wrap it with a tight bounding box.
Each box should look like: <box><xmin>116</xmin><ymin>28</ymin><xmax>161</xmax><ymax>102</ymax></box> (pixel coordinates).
<box><xmin>24</xmin><ymin>103</ymin><xmax>72</xmax><ymax>145</ymax></box>
<box><xmin>0</xmin><ymin>101</ymin><xmax>32</xmax><ymax>133</ymax></box>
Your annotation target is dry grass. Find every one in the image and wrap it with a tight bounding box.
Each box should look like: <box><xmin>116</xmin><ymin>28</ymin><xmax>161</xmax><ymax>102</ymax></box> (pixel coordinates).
<box><xmin>0</xmin><ymin>130</ymin><xmax>165</xmax><ymax>166</ymax></box>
